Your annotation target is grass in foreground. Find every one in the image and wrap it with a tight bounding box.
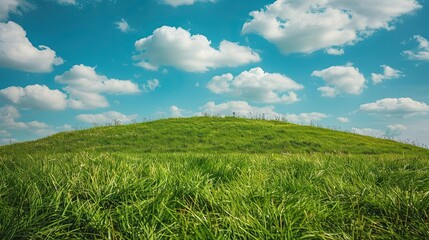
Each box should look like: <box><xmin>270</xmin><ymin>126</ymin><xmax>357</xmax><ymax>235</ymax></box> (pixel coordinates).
<box><xmin>1</xmin><ymin>117</ymin><xmax>429</xmax><ymax>239</ymax></box>
<box><xmin>1</xmin><ymin>152</ymin><xmax>428</xmax><ymax>239</ymax></box>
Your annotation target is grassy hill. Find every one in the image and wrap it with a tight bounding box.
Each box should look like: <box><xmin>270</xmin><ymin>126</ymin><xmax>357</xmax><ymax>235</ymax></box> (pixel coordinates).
<box><xmin>1</xmin><ymin>117</ymin><xmax>428</xmax><ymax>239</ymax></box>
<box><xmin>1</xmin><ymin>117</ymin><xmax>426</xmax><ymax>155</ymax></box>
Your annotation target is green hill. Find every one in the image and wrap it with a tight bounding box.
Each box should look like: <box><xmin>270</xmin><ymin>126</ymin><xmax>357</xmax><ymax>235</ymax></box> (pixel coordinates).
<box><xmin>1</xmin><ymin>117</ymin><xmax>426</xmax><ymax>156</ymax></box>
<box><xmin>1</xmin><ymin>117</ymin><xmax>428</xmax><ymax>239</ymax></box>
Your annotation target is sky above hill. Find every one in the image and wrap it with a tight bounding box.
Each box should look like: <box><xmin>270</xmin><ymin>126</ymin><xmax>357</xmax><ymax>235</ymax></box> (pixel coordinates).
<box><xmin>0</xmin><ymin>0</ymin><xmax>429</xmax><ymax>147</ymax></box>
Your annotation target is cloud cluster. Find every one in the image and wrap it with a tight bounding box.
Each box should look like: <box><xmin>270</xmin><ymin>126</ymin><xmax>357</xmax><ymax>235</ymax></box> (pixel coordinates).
<box><xmin>0</xmin><ymin>0</ymin><xmax>31</xmax><ymax>20</ymax></box>
<box><xmin>0</xmin><ymin>105</ymin><xmax>49</xmax><ymax>131</ymax></box>
<box><xmin>0</xmin><ymin>84</ymin><xmax>68</xmax><ymax>110</ymax></box>
<box><xmin>199</xmin><ymin>101</ymin><xmax>328</xmax><ymax>124</ymax></box>
<box><xmin>242</xmin><ymin>0</ymin><xmax>421</xmax><ymax>54</ymax></box>
<box><xmin>55</xmin><ymin>64</ymin><xmax>140</xmax><ymax>109</ymax></box>
<box><xmin>352</xmin><ymin>124</ymin><xmax>407</xmax><ymax>138</ymax></box>
<box><xmin>359</xmin><ymin>97</ymin><xmax>429</xmax><ymax>116</ymax></box>
<box><xmin>352</xmin><ymin>127</ymin><xmax>385</xmax><ymax>138</ymax></box>
<box><xmin>371</xmin><ymin>65</ymin><xmax>402</xmax><ymax>84</ymax></box>
<box><xmin>385</xmin><ymin>124</ymin><xmax>407</xmax><ymax>138</ymax></box>
<box><xmin>312</xmin><ymin>64</ymin><xmax>366</xmax><ymax>97</ymax></box>
<box><xmin>161</xmin><ymin>0</ymin><xmax>216</xmax><ymax>7</ymax></box>
<box><xmin>76</xmin><ymin>111</ymin><xmax>138</xmax><ymax>124</ymax></box>
<box><xmin>200</xmin><ymin>101</ymin><xmax>277</xmax><ymax>117</ymax></box>
<box><xmin>0</xmin><ymin>21</ymin><xmax>63</xmax><ymax>72</ymax></box>
<box><xmin>403</xmin><ymin>35</ymin><xmax>429</xmax><ymax>61</ymax></box>
<box><xmin>134</xmin><ymin>26</ymin><xmax>260</xmax><ymax>72</ymax></box>
<box><xmin>284</xmin><ymin>112</ymin><xmax>328</xmax><ymax>124</ymax></box>
<box><xmin>207</xmin><ymin>67</ymin><xmax>303</xmax><ymax>104</ymax></box>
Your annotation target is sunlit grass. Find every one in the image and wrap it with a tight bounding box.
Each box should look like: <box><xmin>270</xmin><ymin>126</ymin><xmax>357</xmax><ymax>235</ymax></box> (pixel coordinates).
<box><xmin>1</xmin><ymin>152</ymin><xmax>428</xmax><ymax>239</ymax></box>
<box><xmin>1</xmin><ymin>117</ymin><xmax>428</xmax><ymax>239</ymax></box>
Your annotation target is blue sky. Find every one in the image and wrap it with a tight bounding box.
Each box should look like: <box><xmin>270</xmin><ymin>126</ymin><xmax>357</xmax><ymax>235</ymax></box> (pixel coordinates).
<box><xmin>1</xmin><ymin>0</ymin><xmax>429</xmax><ymax>147</ymax></box>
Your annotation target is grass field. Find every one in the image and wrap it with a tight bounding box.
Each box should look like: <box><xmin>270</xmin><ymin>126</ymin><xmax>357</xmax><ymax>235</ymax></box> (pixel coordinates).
<box><xmin>1</xmin><ymin>117</ymin><xmax>428</xmax><ymax>239</ymax></box>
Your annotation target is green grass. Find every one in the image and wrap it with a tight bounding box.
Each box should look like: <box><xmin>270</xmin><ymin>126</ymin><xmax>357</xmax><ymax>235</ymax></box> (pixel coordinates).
<box><xmin>1</xmin><ymin>117</ymin><xmax>428</xmax><ymax>239</ymax></box>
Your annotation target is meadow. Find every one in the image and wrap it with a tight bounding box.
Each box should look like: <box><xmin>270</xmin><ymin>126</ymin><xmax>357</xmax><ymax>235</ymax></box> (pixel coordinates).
<box><xmin>1</xmin><ymin>117</ymin><xmax>428</xmax><ymax>239</ymax></box>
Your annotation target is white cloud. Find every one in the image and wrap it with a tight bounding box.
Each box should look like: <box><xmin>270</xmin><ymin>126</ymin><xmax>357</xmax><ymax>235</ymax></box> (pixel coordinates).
<box><xmin>359</xmin><ymin>97</ymin><xmax>429</xmax><ymax>116</ymax></box>
<box><xmin>161</xmin><ymin>0</ymin><xmax>216</xmax><ymax>7</ymax></box>
<box><xmin>0</xmin><ymin>105</ymin><xmax>49</xmax><ymax>131</ymax></box>
<box><xmin>170</xmin><ymin>105</ymin><xmax>183</xmax><ymax>117</ymax></box>
<box><xmin>385</xmin><ymin>124</ymin><xmax>407</xmax><ymax>138</ymax></box>
<box><xmin>0</xmin><ymin>105</ymin><xmax>28</xmax><ymax>129</ymax></box>
<box><xmin>199</xmin><ymin>101</ymin><xmax>277</xmax><ymax>117</ymax></box>
<box><xmin>0</xmin><ymin>0</ymin><xmax>31</xmax><ymax>21</ymax></box>
<box><xmin>199</xmin><ymin>101</ymin><xmax>328</xmax><ymax>124</ymax></box>
<box><xmin>352</xmin><ymin>127</ymin><xmax>385</xmax><ymax>138</ymax></box>
<box><xmin>134</xmin><ymin>26</ymin><xmax>260</xmax><ymax>72</ymax></box>
<box><xmin>56</xmin><ymin>0</ymin><xmax>76</xmax><ymax>5</ymax></box>
<box><xmin>55</xmin><ymin>64</ymin><xmax>140</xmax><ymax>109</ymax></box>
<box><xmin>284</xmin><ymin>112</ymin><xmax>329</xmax><ymax>124</ymax></box>
<box><xmin>312</xmin><ymin>64</ymin><xmax>366</xmax><ymax>97</ymax></box>
<box><xmin>207</xmin><ymin>67</ymin><xmax>303</xmax><ymax>104</ymax></box>
<box><xmin>0</xmin><ymin>21</ymin><xmax>63</xmax><ymax>72</ymax></box>
<box><xmin>317</xmin><ymin>86</ymin><xmax>339</xmax><ymax>98</ymax></box>
<box><xmin>0</xmin><ymin>84</ymin><xmax>68</xmax><ymax>110</ymax></box>
<box><xmin>115</xmin><ymin>18</ymin><xmax>132</xmax><ymax>33</ymax></box>
<box><xmin>403</xmin><ymin>35</ymin><xmax>429</xmax><ymax>61</ymax></box>
<box><xmin>337</xmin><ymin>117</ymin><xmax>350</xmax><ymax>123</ymax></box>
<box><xmin>326</xmin><ymin>48</ymin><xmax>344</xmax><ymax>56</ymax></box>
<box><xmin>371</xmin><ymin>65</ymin><xmax>403</xmax><ymax>84</ymax></box>
<box><xmin>242</xmin><ymin>0</ymin><xmax>421</xmax><ymax>54</ymax></box>
<box><xmin>142</xmin><ymin>79</ymin><xmax>160</xmax><ymax>92</ymax></box>
<box><xmin>76</xmin><ymin>111</ymin><xmax>138</xmax><ymax>124</ymax></box>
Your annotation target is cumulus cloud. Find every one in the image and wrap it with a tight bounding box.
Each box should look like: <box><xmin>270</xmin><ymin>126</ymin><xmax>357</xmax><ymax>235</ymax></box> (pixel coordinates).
<box><xmin>170</xmin><ymin>105</ymin><xmax>183</xmax><ymax>117</ymax></box>
<box><xmin>385</xmin><ymin>124</ymin><xmax>407</xmax><ymax>138</ymax></box>
<box><xmin>371</xmin><ymin>65</ymin><xmax>403</xmax><ymax>84</ymax></box>
<box><xmin>359</xmin><ymin>97</ymin><xmax>429</xmax><ymax>116</ymax></box>
<box><xmin>199</xmin><ymin>101</ymin><xmax>277</xmax><ymax>117</ymax></box>
<box><xmin>207</xmin><ymin>67</ymin><xmax>303</xmax><ymax>104</ymax></box>
<box><xmin>142</xmin><ymin>79</ymin><xmax>160</xmax><ymax>92</ymax></box>
<box><xmin>284</xmin><ymin>112</ymin><xmax>329</xmax><ymax>124</ymax></box>
<box><xmin>0</xmin><ymin>0</ymin><xmax>32</xmax><ymax>20</ymax></box>
<box><xmin>352</xmin><ymin>124</ymin><xmax>407</xmax><ymax>139</ymax></box>
<box><xmin>115</xmin><ymin>18</ymin><xmax>133</xmax><ymax>33</ymax></box>
<box><xmin>312</xmin><ymin>64</ymin><xmax>366</xmax><ymax>97</ymax></box>
<box><xmin>134</xmin><ymin>26</ymin><xmax>260</xmax><ymax>72</ymax></box>
<box><xmin>337</xmin><ymin>117</ymin><xmax>350</xmax><ymax>123</ymax></box>
<box><xmin>402</xmin><ymin>35</ymin><xmax>429</xmax><ymax>61</ymax></box>
<box><xmin>242</xmin><ymin>0</ymin><xmax>421</xmax><ymax>54</ymax></box>
<box><xmin>0</xmin><ymin>105</ymin><xmax>49</xmax><ymax>131</ymax></box>
<box><xmin>0</xmin><ymin>21</ymin><xmax>63</xmax><ymax>72</ymax></box>
<box><xmin>76</xmin><ymin>111</ymin><xmax>138</xmax><ymax>124</ymax></box>
<box><xmin>161</xmin><ymin>0</ymin><xmax>216</xmax><ymax>7</ymax></box>
<box><xmin>0</xmin><ymin>84</ymin><xmax>68</xmax><ymax>110</ymax></box>
<box><xmin>352</xmin><ymin>127</ymin><xmax>385</xmax><ymax>138</ymax></box>
<box><xmin>55</xmin><ymin>64</ymin><xmax>140</xmax><ymax>109</ymax></box>
<box><xmin>199</xmin><ymin>101</ymin><xmax>328</xmax><ymax>124</ymax></box>
<box><xmin>0</xmin><ymin>105</ymin><xmax>26</xmax><ymax>129</ymax></box>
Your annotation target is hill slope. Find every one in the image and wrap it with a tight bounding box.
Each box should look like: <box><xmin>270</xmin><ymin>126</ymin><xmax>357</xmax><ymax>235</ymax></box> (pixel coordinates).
<box><xmin>1</xmin><ymin>117</ymin><xmax>429</xmax><ymax>239</ymax></box>
<box><xmin>0</xmin><ymin>117</ymin><xmax>427</xmax><ymax>156</ymax></box>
